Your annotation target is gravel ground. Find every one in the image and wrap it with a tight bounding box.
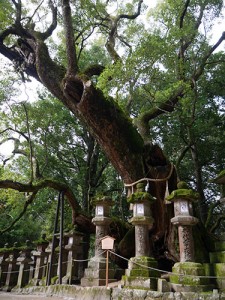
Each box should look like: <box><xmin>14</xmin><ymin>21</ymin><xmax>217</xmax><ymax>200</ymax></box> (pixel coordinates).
<box><xmin>0</xmin><ymin>292</ymin><xmax>73</xmax><ymax>300</ymax></box>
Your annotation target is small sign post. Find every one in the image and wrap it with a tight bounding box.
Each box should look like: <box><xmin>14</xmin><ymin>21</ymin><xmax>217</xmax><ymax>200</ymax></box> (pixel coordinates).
<box><xmin>101</xmin><ymin>236</ymin><xmax>115</xmax><ymax>287</ymax></box>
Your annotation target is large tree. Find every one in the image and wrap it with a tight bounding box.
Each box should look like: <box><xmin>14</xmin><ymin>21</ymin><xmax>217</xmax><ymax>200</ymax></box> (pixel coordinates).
<box><xmin>0</xmin><ymin>0</ymin><xmax>224</xmax><ymax>262</ymax></box>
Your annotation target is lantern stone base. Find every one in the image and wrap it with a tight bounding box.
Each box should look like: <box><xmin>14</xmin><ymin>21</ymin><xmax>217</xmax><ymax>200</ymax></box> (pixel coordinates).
<box><xmin>81</xmin><ymin>258</ymin><xmax>117</xmax><ymax>287</ymax></box>
<box><xmin>205</xmin><ymin>241</ymin><xmax>225</xmax><ymax>291</ymax></box>
<box><xmin>121</xmin><ymin>256</ymin><xmax>160</xmax><ymax>290</ymax></box>
<box><xmin>170</xmin><ymin>262</ymin><xmax>214</xmax><ymax>292</ymax></box>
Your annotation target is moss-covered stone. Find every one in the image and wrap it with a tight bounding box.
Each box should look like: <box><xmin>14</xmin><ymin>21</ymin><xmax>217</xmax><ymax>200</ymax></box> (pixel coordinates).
<box><xmin>210</xmin><ymin>251</ymin><xmax>225</xmax><ymax>263</ymax></box>
<box><xmin>170</xmin><ymin>274</ymin><xmax>209</xmax><ymax>286</ymax></box>
<box><xmin>128</xmin><ymin>268</ymin><xmax>159</xmax><ymax>278</ymax></box>
<box><xmin>122</xmin><ymin>275</ymin><xmax>158</xmax><ymax>290</ymax></box>
<box><xmin>127</xmin><ymin>192</ymin><xmax>155</xmax><ymax>204</ymax></box>
<box><xmin>213</xmin><ymin>263</ymin><xmax>225</xmax><ymax>277</ymax></box>
<box><xmin>91</xmin><ymin>195</ymin><xmax>112</xmax><ymax>206</ymax></box>
<box><xmin>177</xmin><ymin>181</ymin><xmax>189</xmax><ymax>189</ymax></box>
<box><xmin>170</xmin><ymin>262</ymin><xmax>210</xmax><ymax>286</ymax></box>
<box><xmin>166</xmin><ymin>188</ymin><xmax>199</xmax><ymax>202</ymax></box>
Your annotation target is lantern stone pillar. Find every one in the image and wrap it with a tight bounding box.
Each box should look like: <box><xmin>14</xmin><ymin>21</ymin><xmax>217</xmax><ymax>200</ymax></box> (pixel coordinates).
<box><xmin>168</xmin><ymin>185</ymin><xmax>199</xmax><ymax>262</ymax></box>
<box><xmin>16</xmin><ymin>247</ymin><xmax>33</xmax><ymax>288</ymax></box>
<box><xmin>62</xmin><ymin>230</ymin><xmax>84</xmax><ymax>284</ymax></box>
<box><xmin>122</xmin><ymin>183</ymin><xmax>160</xmax><ymax>290</ymax></box>
<box><xmin>208</xmin><ymin>171</ymin><xmax>225</xmax><ymax>290</ymax></box>
<box><xmin>167</xmin><ymin>182</ymin><xmax>213</xmax><ymax>292</ymax></box>
<box><xmin>3</xmin><ymin>248</ymin><xmax>20</xmax><ymax>291</ymax></box>
<box><xmin>81</xmin><ymin>196</ymin><xmax>116</xmax><ymax>286</ymax></box>
<box><xmin>0</xmin><ymin>250</ymin><xmax>9</xmax><ymax>287</ymax></box>
<box><xmin>30</xmin><ymin>239</ymin><xmax>49</xmax><ymax>286</ymax></box>
<box><xmin>92</xmin><ymin>197</ymin><xmax>113</xmax><ymax>258</ymax></box>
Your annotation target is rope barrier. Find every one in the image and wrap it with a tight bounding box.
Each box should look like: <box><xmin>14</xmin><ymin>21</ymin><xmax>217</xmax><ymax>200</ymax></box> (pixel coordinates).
<box><xmin>1</xmin><ymin>248</ymin><xmax>225</xmax><ymax>280</ymax></box>
<box><xmin>109</xmin><ymin>250</ymin><xmax>225</xmax><ymax>279</ymax></box>
<box><xmin>1</xmin><ymin>251</ymin><xmax>106</xmax><ymax>275</ymax></box>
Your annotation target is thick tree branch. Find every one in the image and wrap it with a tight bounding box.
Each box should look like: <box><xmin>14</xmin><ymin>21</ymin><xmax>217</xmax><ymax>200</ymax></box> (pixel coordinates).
<box><xmin>179</xmin><ymin>0</ymin><xmax>190</xmax><ymax>29</ymax></box>
<box><xmin>105</xmin><ymin>0</ymin><xmax>143</xmax><ymax>62</ymax></box>
<box><xmin>40</xmin><ymin>0</ymin><xmax>57</xmax><ymax>40</ymax></box>
<box><xmin>83</xmin><ymin>64</ymin><xmax>105</xmax><ymax>77</ymax></box>
<box><xmin>0</xmin><ymin>127</ymin><xmax>29</xmax><ymax>141</ymax></box>
<box><xmin>193</xmin><ymin>32</ymin><xmax>225</xmax><ymax>82</ymax></box>
<box><xmin>136</xmin><ymin>83</ymin><xmax>185</xmax><ymax>134</ymax></box>
<box><xmin>61</xmin><ymin>0</ymin><xmax>78</xmax><ymax>74</ymax></box>
<box><xmin>118</xmin><ymin>0</ymin><xmax>143</xmax><ymax>20</ymax></box>
<box><xmin>176</xmin><ymin>145</ymin><xmax>192</xmax><ymax>169</ymax></box>
<box><xmin>0</xmin><ymin>178</ymin><xmax>81</xmax><ymax>215</ymax></box>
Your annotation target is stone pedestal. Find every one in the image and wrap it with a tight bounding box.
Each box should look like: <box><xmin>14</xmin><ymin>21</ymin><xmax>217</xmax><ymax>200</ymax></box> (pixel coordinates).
<box><xmin>30</xmin><ymin>243</ymin><xmax>48</xmax><ymax>286</ymax></box>
<box><xmin>16</xmin><ymin>248</ymin><xmax>33</xmax><ymax>288</ymax></box>
<box><xmin>122</xmin><ymin>183</ymin><xmax>159</xmax><ymax>290</ymax></box>
<box><xmin>0</xmin><ymin>252</ymin><xmax>9</xmax><ymax>287</ymax></box>
<box><xmin>3</xmin><ymin>250</ymin><xmax>20</xmax><ymax>291</ymax></box>
<box><xmin>81</xmin><ymin>196</ymin><xmax>116</xmax><ymax>286</ymax></box>
<box><xmin>122</xmin><ymin>256</ymin><xmax>160</xmax><ymax>290</ymax></box>
<box><xmin>62</xmin><ymin>231</ymin><xmax>84</xmax><ymax>284</ymax></box>
<box><xmin>170</xmin><ymin>262</ymin><xmax>213</xmax><ymax>292</ymax></box>
<box><xmin>167</xmin><ymin>183</ymin><xmax>199</xmax><ymax>263</ymax></box>
<box><xmin>206</xmin><ymin>241</ymin><xmax>225</xmax><ymax>291</ymax></box>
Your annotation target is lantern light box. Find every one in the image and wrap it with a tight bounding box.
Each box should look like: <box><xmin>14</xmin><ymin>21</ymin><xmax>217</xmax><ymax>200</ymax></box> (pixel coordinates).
<box><xmin>96</xmin><ymin>205</ymin><xmax>104</xmax><ymax>216</ymax></box>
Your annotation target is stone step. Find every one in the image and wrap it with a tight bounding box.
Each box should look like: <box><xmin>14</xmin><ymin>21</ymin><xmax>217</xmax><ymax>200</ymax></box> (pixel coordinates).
<box><xmin>170</xmin><ymin>283</ymin><xmax>214</xmax><ymax>293</ymax></box>
<box><xmin>80</xmin><ymin>277</ymin><xmax>117</xmax><ymax>287</ymax></box>
<box><xmin>121</xmin><ymin>275</ymin><xmax>157</xmax><ymax>290</ymax></box>
<box><xmin>83</xmin><ymin>268</ymin><xmax>115</xmax><ymax>278</ymax></box>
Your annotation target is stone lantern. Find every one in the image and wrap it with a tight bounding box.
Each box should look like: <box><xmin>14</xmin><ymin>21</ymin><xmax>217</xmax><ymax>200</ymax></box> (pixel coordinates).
<box><xmin>62</xmin><ymin>229</ymin><xmax>84</xmax><ymax>284</ymax></box>
<box><xmin>0</xmin><ymin>246</ymin><xmax>10</xmax><ymax>287</ymax></box>
<box><xmin>92</xmin><ymin>196</ymin><xmax>113</xmax><ymax>258</ymax></box>
<box><xmin>81</xmin><ymin>196</ymin><xmax>116</xmax><ymax>286</ymax></box>
<box><xmin>122</xmin><ymin>183</ymin><xmax>160</xmax><ymax>290</ymax></box>
<box><xmin>16</xmin><ymin>243</ymin><xmax>33</xmax><ymax>288</ymax></box>
<box><xmin>129</xmin><ymin>185</ymin><xmax>155</xmax><ymax>257</ymax></box>
<box><xmin>31</xmin><ymin>236</ymin><xmax>49</xmax><ymax>286</ymax></box>
<box><xmin>167</xmin><ymin>181</ymin><xmax>199</xmax><ymax>262</ymax></box>
<box><xmin>3</xmin><ymin>246</ymin><xmax>20</xmax><ymax>291</ymax></box>
<box><xmin>167</xmin><ymin>182</ymin><xmax>212</xmax><ymax>292</ymax></box>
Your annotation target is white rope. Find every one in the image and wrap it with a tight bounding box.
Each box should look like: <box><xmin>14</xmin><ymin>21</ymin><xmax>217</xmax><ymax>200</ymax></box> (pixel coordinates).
<box><xmin>124</xmin><ymin>164</ymin><xmax>174</xmax><ymax>188</ymax></box>
<box><xmin>109</xmin><ymin>250</ymin><xmax>225</xmax><ymax>280</ymax></box>
<box><xmin>2</xmin><ymin>248</ymin><xmax>225</xmax><ymax>280</ymax></box>
<box><xmin>1</xmin><ymin>251</ymin><xmax>107</xmax><ymax>275</ymax></box>
<box><xmin>73</xmin><ymin>250</ymin><xmax>106</xmax><ymax>262</ymax></box>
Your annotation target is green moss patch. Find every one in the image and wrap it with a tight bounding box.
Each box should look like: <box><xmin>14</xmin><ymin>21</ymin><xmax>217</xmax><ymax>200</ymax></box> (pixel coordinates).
<box><xmin>166</xmin><ymin>189</ymin><xmax>199</xmax><ymax>202</ymax></box>
<box><xmin>127</xmin><ymin>192</ymin><xmax>155</xmax><ymax>204</ymax></box>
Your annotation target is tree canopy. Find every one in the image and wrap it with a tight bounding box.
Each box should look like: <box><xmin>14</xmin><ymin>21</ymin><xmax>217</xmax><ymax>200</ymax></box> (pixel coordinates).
<box><xmin>0</xmin><ymin>0</ymin><xmax>224</xmax><ymax>262</ymax></box>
